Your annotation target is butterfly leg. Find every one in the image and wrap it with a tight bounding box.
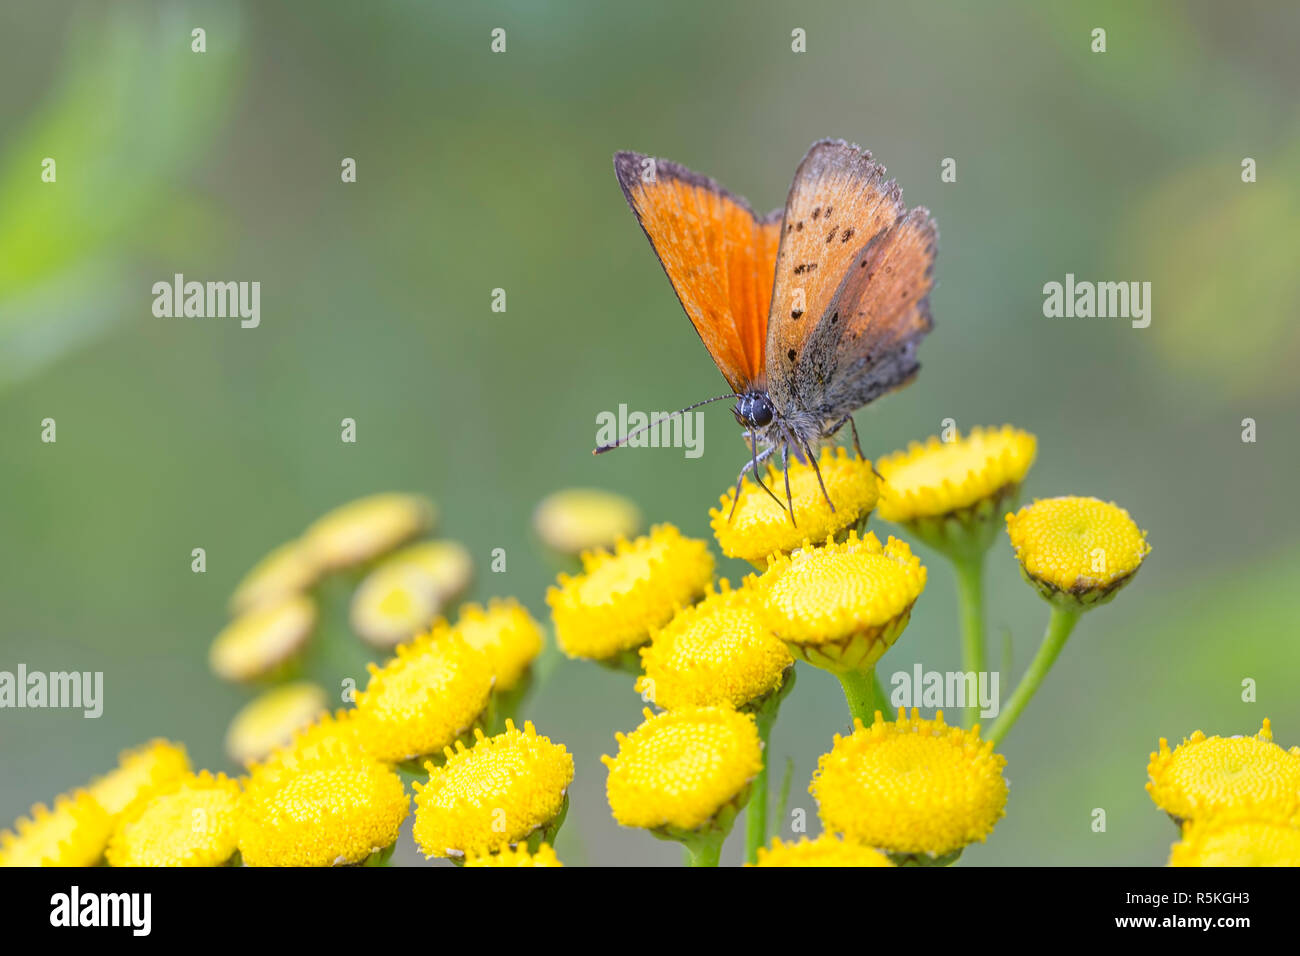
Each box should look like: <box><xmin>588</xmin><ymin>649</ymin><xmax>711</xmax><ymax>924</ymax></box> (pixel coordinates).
<box><xmin>781</xmin><ymin>442</ymin><xmax>797</xmax><ymax>529</ymax></box>
<box><xmin>727</xmin><ymin>439</ymin><xmax>781</xmax><ymax>521</ymax></box>
<box><xmin>828</xmin><ymin>414</ymin><xmax>882</xmax><ymax>481</ymax></box>
<box><xmin>798</xmin><ymin>435</ymin><xmax>835</xmax><ymax>513</ymax></box>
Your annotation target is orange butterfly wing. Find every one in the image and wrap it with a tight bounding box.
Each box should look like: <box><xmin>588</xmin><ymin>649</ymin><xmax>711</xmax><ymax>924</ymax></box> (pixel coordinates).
<box><xmin>614</xmin><ymin>152</ymin><xmax>781</xmax><ymax>393</ymax></box>
<box><xmin>765</xmin><ymin>140</ymin><xmax>934</xmax><ymax>411</ymax></box>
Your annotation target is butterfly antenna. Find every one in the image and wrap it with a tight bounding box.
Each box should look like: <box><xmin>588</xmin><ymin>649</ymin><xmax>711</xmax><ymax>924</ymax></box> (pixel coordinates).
<box><xmin>592</xmin><ymin>393</ymin><xmax>741</xmax><ymax>455</ymax></box>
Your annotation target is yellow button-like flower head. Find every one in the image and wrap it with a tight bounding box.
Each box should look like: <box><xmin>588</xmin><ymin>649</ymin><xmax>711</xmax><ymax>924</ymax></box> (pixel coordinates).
<box><xmin>534</xmin><ymin>488</ymin><xmax>642</xmax><ymax>556</ymax></box>
<box><xmin>1146</xmin><ymin>720</ymin><xmax>1300</xmax><ymax>824</ymax></box>
<box><xmin>89</xmin><ymin>739</ymin><xmax>192</xmax><ymax>818</ymax></box>
<box><xmin>412</xmin><ymin>720</ymin><xmax>574</xmax><ymax>859</ymax></box>
<box><xmin>106</xmin><ymin>772</ymin><xmax>240</xmax><ymax>867</ymax></box>
<box><xmin>811</xmin><ymin>708</ymin><xmax>1008</xmax><ymax>862</ymax></box>
<box><xmin>465</xmin><ymin>842</ymin><xmax>563</xmax><ymax>867</ymax></box>
<box><xmin>750</xmin><ymin>833</ymin><xmax>894</xmax><ymax>868</ymax></box>
<box><xmin>1</xmin><ymin>790</ymin><xmax>112</xmax><ymax>867</ymax></box>
<box><xmin>238</xmin><ymin>756</ymin><xmax>409</xmax><ymax>867</ymax></box>
<box><xmin>754</xmin><ymin>531</ymin><xmax>925</xmax><ymax>673</ymax></box>
<box><xmin>451</xmin><ymin>599</ymin><xmax>545</xmax><ymax>692</ymax></box>
<box><xmin>711</xmin><ymin>447</ymin><xmax>878</xmax><ymax>566</ymax></box>
<box><xmin>350</xmin><ymin>560</ymin><xmax>441</xmax><ymax>650</ymax></box>
<box><xmin>636</xmin><ymin>580</ymin><xmax>793</xmax><ymax>711</ymax></box>
<box><xmin>548</xmin><ymin>524</ymin><xmax>713</xmax><ymax>663</ymax></box>
<box><xmin>388</xmin><ymin>539</ymin><xmax>474</xmax><ymax>603</ymax></box>
<box><xmin>302</xmin><ymin>493</ymin><xmax>435</xmax><ymax>572</ymax></box>
<box><xmin>209</xmin><ymin>594</ymin><xmax>316</xmax><ymax>683</ymax></box>
<box><xmin>1170</xmin><ymin>816</ymin><xmax>1300</xmax><ymax>867</ymax></box>
<box><xmin>353</xmin><ymin>627</ymin><xmax>493</xmax><ymax>763</ymax></box>
<box><xmin>228</xmin><ymin>538</ymin><xmax>320</xmax><ymax>615</ymax></box>
<box><xmin>876</xmin><ymin>426</ymin><xmax>1036</xmax><ymax>558</ymax></box>
<box><xmin>1006</xmin><ymin>496</ymin><xmax>1150</xmax><ymax>609</ymax></box>
<box><xmin>603</xmin><ymin>706</ymin><xmax>762</xmax><ymax>835</ymax></box>
<box><xmin>224</xmin><ymin>682</ymin><xmax>329</xmax><ymax>766</ymax></box>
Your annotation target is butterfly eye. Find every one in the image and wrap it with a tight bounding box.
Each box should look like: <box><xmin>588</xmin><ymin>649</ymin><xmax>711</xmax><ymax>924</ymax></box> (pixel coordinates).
<box><xmin>735</xmin><ymin>393</ymin><xmax>774</xmax><ymax>428</ymax></box>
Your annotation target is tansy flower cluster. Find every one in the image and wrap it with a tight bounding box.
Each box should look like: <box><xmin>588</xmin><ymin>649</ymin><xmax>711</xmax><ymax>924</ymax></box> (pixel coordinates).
<box><xmin>28</xmin><ymin>424</ymin><xmax>1291</xmax><ymax>870</ymax></box>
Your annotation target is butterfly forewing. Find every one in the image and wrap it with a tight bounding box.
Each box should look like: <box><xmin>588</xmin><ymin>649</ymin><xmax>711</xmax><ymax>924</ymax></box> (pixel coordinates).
<box><xmin>614</xmin><ymin>151</ymin><xmax>781</xmax><ymax>393</ymax></box>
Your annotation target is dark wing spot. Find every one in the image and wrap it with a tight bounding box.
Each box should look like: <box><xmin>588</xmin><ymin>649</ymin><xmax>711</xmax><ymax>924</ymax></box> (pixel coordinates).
<box><xmin>792</xmin><ymin>263</ymin><xmax>818</xmax><ymax>275</ymax></box>
<box><xmin>826</xmin><ymin>228</ymin><xmax>837</xmax><ymax>243</ymax></box>
<box><xmin>787</xmin><ymin>348</ymin><xmax>797</xmax><ymax>361</ymax></box>
<box><xmin>811</xmin><ymin>206</ymin><xmax>821</xmax><ymax>220</ymax></box>
<box><xmin>825</xmin><ymin>206</ymin><xmax>833</xmax><ymax>217</ymax></box>
<box><xmin>795</xmin><ymin>221</ymin><xmax>804</xmax><ymax>231</ymax></box>
<box><xmin>830</xmin><ymin>312</ymin><xmax>839</xmax><ymax>324</ymax></box>
<box><xmin>839</xmin><ymin>227</ymin><xmax>856</xmax><ymax>243</ymax></box>
<box><xmin>791</xmin><ymin>309</ymin><xmax>804</xmax><ymax>320</ymax></box>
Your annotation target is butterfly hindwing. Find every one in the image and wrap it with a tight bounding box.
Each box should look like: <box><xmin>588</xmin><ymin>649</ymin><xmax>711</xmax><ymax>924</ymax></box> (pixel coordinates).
<box><xmin>765</xmin><ymin>139</ymin><xmax>915</xmax><ymax>409</ymax></box>
<box><xmin>614</xmin><ymin>151</ymin><xmax>780</xmax><ymax>393</ymax></box>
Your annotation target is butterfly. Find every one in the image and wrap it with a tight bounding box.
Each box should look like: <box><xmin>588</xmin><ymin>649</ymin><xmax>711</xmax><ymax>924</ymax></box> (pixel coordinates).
<box><xmin>597</xmin><ymin>139</ymin><xmax>937</xmax><ymax>524</ymax></box>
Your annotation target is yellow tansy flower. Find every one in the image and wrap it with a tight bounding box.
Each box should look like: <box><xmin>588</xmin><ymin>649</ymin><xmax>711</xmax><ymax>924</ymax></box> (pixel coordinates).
<box><xmin>224</xmin><ymin>682</ymin><xmax>329</xmax><ymax>766</ymax></box>
<box><xmin>1146</xmin><ymin>719</ymin><xmax>1300</xmax><ymax>824</ymax></box>
<box><xmin>1170</xmin><ymin>816</ymin><xmax>1300</xmax><ymax>867</ymax></box>
<box><xmin>534</xmin><ymin>488</ymin><xmax>642</xmax><ymax>556</ymax></box>
<box><xmin>754</xmin><ymin>531</ymin><xmax>926</xmax><ymax>672</ymax></box>
<box><xmin>353</xmin><ymin>627</ymin><xmax>494</xmax><ymax>763</ymax></box>
<box><xmin>387</xmin><ymin>539</ymin><xmax>474</xmax><ymax>603</ymax></box>
<box><xmin>1006</xmin><ymin>496</ymin><xmax>1150</xmax><ymax>608</ymax></box>
<box><xmin>350</xmin><ymin>560</ymin><xmax>442</xmax><ymax>650</ymax></box>
<box><xmin>238</xmin><ymin>757</ymin><xmax>409</xmax><ymax>867</ymax></box>
<box><xmin>876</xmin><ymin>426</ymin><xmax>1036</xmax><ymax>556</ymax></box>
<box><xmin>302</xmin><ymin>493</ymin><xmax>435</xmax><ymax>572</ymax></box>
<box><xmin>209</xmin><ymin>593</ymin><xmax>316</xmax><ymax>683</ymax></box>
<box><xmin>603</xmin><ymin>706</ymin><xmax>762</xmax><ymax>835</ymax></box>
<box><xmin>750</xmin><ymin>833</ymin><xmax>894</xmax><ymax>868</ymax></box>
<box><xmin>412</xmin><ymin>720</ymin><xmax>574</xmax><ymax>859</ymax></box>
<box><xmin>228</xmin><ymin>538</ymin><xmax>319</xmax><ymax>616</ymax></box>
<box><xmin>106</xmin><ymin>772</ymin><xmax>240</xmax><ymax>867</ymax></box>
<box><xmin>89</xmin><ymin>739</ymin><xmax>191</xmax><ymax>818</ymax></box>
<box><xmin>0</xmin><ymin>790</ymin><xmax>112</xmax><ymax>867</ymax></box>
<box><xmin>255</xmin><ymin>709</ymin><xmax>370</xmax><ymax>775</ymax></box>
<box><xmin>548</xmin><ymin>524</ymin><xmax>714</xmax><ymax>663</ymax></box>
<box><xmin>465</xmin><ymin>842</ymin><xmax>563</xmax><ymax>867</ymax></box>
<box><xmin>451</xmin><ymin>598</ymin><xmax>545</xmax><ymax>692</ymax></box>
<box><xmin>811</xmin><ymin>708</ymin><xmax>1008</xmax><ymax>862</ymax></box>
<box><xmin>710</xmin><ymin>446</ymin><xmax>878</xmax><ymax>565</ymax></box>
<box><xmin>636</xmin><ymin>581</ymin><xmax>793</xmax><ymax>711</ymax></box>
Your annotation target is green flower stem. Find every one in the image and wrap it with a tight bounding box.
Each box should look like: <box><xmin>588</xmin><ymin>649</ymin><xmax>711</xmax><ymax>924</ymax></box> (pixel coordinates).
<box><xmin>836</xmin><ymin>666</ymin><xmax>889</xmax><ymax>726</ymax></box>
<box><xmin>682</xmin><ymin>830</ymin><xmax>725</xmax><ymax>867</ymax></box>
<box><xmin>952</xmin><ymin>554</ymin><xmax>987</xmax><ymax>728</ymax></box>
<box><xmin>988</xmin><ymin>605</ymin><xmax>1080</xmax><ymax>746</ymax></box>
<box><xmin>745</xmin><ymin>708</ymin><xmax>776</xmax><ymax>864</ymax></box>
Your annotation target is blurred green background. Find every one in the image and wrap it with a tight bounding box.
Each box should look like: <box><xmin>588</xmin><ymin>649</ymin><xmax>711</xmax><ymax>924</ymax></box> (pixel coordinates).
<box><xmin>2</xmin><ymin>0</ymin><xmax>1298</xmax><ymax>866</ymax></box>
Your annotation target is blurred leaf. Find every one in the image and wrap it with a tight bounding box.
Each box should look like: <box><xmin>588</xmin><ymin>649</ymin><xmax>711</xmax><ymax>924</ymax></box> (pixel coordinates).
<box><xmin>0</xmin><ymin>3</ymin><xmax>243</xmax><ymax>387</ymax></box>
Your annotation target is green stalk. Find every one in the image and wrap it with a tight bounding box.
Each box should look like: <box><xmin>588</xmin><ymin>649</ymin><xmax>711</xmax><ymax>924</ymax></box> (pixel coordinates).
<box><xmin>745</xmin><ymin>708</ymin><xmax>776</xmax><ymax>864</ymax></box>
<box><xmin>952</xmin><ymin>554</ymin><xmax>987</xmax><ymax>728</ymax></box>
<box><xmin>836</xmin><ymin>667</ymin><xmax>888</xmax><ymax>726</ymax></box>
<box><xmin>988</xmin><ymin>605</ymin><xmax>1080</xmax><ymax>746</ymax></box>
